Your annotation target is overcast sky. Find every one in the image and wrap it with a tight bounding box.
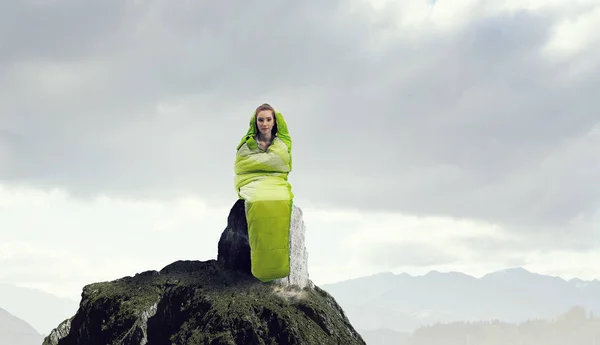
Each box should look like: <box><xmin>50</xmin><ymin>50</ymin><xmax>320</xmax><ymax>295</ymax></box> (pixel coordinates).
<box><xmin>1</xmin><ymin>0</ymin><xmax>599</xmax><ymax>302</ymax></box>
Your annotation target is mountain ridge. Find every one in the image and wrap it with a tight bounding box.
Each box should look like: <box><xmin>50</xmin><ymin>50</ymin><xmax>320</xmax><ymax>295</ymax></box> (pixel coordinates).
<box><xmin>322</xmin><ymin>266</ymin><xmax>600</xmax><ymax>333</ymax></box>
<box><xmin>0</xmin><ymin>306</ymin><xmax>44</xmax><ymax>345</ymax></box>
<box><xmin>0</xmin><ymin>282</ymin><xmax>79</xmax><ymax>335</ymax></box>
<box><xmin>326</xmin><ymin>267</ymin><xmax>596</xmax><ymax>285</ymax></box>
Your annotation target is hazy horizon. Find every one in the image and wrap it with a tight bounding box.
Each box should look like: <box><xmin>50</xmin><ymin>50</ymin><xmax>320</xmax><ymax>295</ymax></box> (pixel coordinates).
<box><xmin>3</xmin><ymin>264</ymin><xmax>599</xmax><ymax>338</ymax></box>
<box><xmin>3</xmin><ymin>267</ymin><xmax>599</xmax><ymax>344</ymax></box>
<box><xmin>1</xmin><ymin>264</ymin><xmax>598</xmax><ymax>304</ymax></box>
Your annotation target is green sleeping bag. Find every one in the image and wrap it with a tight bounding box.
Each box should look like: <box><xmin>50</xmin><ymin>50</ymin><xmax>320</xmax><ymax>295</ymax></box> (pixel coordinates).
<box><xmin>234</xmin><ymin>110</ymin><xmax>294</xmax><ymax>282</ymax></box>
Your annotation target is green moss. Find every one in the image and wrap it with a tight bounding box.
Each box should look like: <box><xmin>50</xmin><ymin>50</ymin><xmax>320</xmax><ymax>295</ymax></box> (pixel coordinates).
<box><xmin>80</xmin><ymin>280</ymin><xmax>162</xmax><ymax>335</ymax></box>
<box><xmin>84</xmin><ymin>277</ymin><xmax>163</xmax><ymax>313</ymax></box>
<box><xmin>46</xmin><ymin>261</ymin><xmax>365</xmax><ymax>345</ymax></box>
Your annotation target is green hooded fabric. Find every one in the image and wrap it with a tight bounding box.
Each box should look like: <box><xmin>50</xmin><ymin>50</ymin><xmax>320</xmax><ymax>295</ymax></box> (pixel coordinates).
<box><xmin>234</xmin><ymin>110</ymin><xmax>293</xmax><ymax>282</ymax></box>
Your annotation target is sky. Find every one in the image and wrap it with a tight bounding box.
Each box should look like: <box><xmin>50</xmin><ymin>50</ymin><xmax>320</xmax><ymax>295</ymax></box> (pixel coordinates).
<box><xmin>1</xmin><ymin>0</ymin><xmax>599</xmax><ymax>302</ymax></box>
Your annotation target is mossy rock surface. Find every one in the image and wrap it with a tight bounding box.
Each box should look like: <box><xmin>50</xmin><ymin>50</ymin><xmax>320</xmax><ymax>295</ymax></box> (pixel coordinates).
<box><xmin>43</xmin><ymin>260</ymin><xmax>366</xmax><ymax>345</ymax></box>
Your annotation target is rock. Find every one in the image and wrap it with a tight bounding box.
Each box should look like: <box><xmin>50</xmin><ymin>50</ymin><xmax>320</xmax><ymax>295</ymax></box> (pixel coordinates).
<box><xmin>43</xmin><ymin>318</ymin><xmax>72</xmax><ymax>345</ymax></box>
<box><xmin>43</xmin><ymin>200</ymin><xmax>364</xmax><ymax>344</ymax></box>
<box><xmin>43</xmin><ymin>260</ymin><xmax>366</xmax><ymax>345</ymax></box>
<box><xmin>217</xmin><ymin>199</ymin><xmax>251</xmax><ymax>274</ymax></box>
<box><xmin>217</xmin><ymin>199</ymin><xmax>312</xmax><ymax>289</ymax></box>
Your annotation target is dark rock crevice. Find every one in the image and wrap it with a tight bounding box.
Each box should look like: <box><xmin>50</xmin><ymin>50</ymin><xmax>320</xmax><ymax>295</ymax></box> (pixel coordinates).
<box><xmin>217</xmin><ymin>199</ymin><xmax>252</xmax><ymax>275</ymax></box>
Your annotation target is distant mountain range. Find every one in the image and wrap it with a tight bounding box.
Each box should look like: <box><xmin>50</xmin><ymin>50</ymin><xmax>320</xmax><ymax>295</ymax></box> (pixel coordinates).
<box><xmin>360</xmin><ymin>328</ymin><xmax>410</xmax><ymax>345</ymax></box>
<box><xmin>0</xmin><ymin>283</ymin><xmax>79</xmax><ymax>336</ymax></box>
<box><xmin>321</xmin><ymin>267</ymin><xmax>600</xmax><ymax>333</ymax></box>
<box><xmin>0</xmin><ymin>306</ymin><xmax>43</xmax><ymax>345</ymax></box>
<box><xmin>2</xmin><ymin>267</ymin><xmax>598</xmax><ymax>345</ymax></box>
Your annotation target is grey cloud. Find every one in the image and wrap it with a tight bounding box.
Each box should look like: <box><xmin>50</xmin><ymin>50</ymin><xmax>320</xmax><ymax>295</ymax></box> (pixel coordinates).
<box><xmin>360</xmin><ymin>242</ymin><xmax>460</xmax><ymax>269</ymax></box>
<box><xmin>298</xmin><ymin>8</ymin><xmax>600</xmax><ymax>233</ymax></box>
<box><xmin>456</xmin><ymin>232</ymin><xmax>591</xmax><ymax>259</ymax></box>
<box><xmin>361</xmin><ymin>232</ymin><xmax>569</xmax><ymax>271</ymax></box>
<box><xmin>1</xmin><ymin>1</ymin><xmax>599</xmax><ymax>247</ymax></box>
<box><xmin>0</xmin><ymin>1</ymin><xmax>128</xmax><ymax>61</ymax></box>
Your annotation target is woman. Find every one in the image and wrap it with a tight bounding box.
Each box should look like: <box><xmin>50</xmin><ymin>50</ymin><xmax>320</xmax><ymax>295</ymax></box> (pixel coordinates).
<box><xmin>255</xmin><ymin>104</ymin><xmax>278</xmax><ymax>151</ymax></box>
<box><xmin>234</xmin><ymin>103</ymin><xmax>294</xmax><ymax>282</ymax></box>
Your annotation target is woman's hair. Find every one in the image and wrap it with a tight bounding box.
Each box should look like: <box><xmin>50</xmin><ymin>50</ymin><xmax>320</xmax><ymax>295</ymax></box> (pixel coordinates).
<box><xmin>254</xmin><ymin>103</ymin><xmax>278</xmax><ymax>135</ymax></box>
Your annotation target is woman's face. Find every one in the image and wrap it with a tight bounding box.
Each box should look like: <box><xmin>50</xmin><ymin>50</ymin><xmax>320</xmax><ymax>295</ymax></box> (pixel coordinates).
<box><xmin>256</xmin><ymin>110</ymin><xmax>275</xmax><ymax>135</ymax></box>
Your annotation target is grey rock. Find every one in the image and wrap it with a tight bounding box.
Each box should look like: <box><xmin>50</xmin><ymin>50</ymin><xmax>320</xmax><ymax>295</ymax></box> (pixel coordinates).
<box><xmin>217</xmin><ymin>199</ymin><xmax>312</xmax><ymax>289</ymax></box>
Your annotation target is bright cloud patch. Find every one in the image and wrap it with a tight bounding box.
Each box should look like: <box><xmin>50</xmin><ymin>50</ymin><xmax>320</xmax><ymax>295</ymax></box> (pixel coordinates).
<box><xmin>0</xmin><ymin>184</ymin><xmax>229</xmax><ymax>299</ymax></box>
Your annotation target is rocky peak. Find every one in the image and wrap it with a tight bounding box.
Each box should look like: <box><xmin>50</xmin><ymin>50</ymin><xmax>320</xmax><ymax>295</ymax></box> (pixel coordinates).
<box><xmin>43</xmin><ymin>200</ymin><xmax>365</xmax><ymax>345</ymax></box>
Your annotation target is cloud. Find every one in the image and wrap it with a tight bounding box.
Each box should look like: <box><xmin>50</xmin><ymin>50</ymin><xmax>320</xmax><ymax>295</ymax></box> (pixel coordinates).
<box><xmin>338</xmin><ymin>209</ymin><xmax>600</xmax><ymax>279</ymax></box>
<box><xmin>361</xmin><ymin>242</ymin><xmax>460</xmax><ymax>268</ymax></box>
<box><xmin>0</xmin><ymin>0</ymin><xmax>599</xmax><ymax>251</ymax></box>
<box><xmin>0</xmin><ymin>183</ymin><xmax>231</xmax><ymax>299</ymax></box>
<box><xmin>0</xmin><ymin>182</ymin><xmax>598</xmax><ymax>300</ymax></box>
<box><xmin>543</xmin><ymin>5</ymin><xmax>600</xmax><ymax>60</ymax></box>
